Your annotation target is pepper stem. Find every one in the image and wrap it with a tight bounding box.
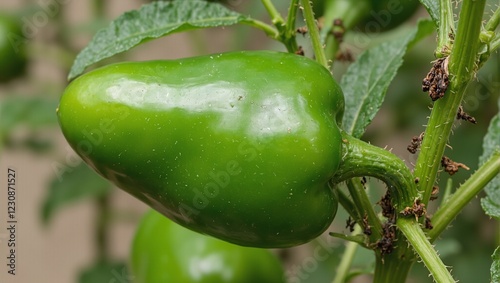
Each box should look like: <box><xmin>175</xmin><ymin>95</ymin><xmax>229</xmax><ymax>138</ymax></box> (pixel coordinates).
<box><xmin>332</xmin><ymin>132</ymin><xmax>418</xmax><ymax>212</ymax></box>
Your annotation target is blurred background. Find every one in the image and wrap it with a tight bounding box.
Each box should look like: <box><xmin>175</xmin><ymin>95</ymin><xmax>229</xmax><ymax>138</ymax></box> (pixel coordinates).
<box><xmin>0</xmin><ymin>1</ymin><xmax>498</xmax><ymax>282</ymax></box>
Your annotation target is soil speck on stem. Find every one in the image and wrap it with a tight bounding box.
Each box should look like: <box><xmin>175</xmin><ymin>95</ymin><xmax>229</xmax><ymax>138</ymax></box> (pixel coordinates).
<box><xmin>456</xmin><ymin>105</ymin><xmax>477</xmax><ymax>124</ymax></box>
<box><xmin>441</xmin><ymin>155</ymin><xmax>470</xmax><ymax>175</ymax></box>
<box><xmin>422</xmin><ymin>57</ymin><xmax>449</xmax><ymax>101</ymax></box>
<box><xmin>407</xmin><ymin>132</ymin><xmax>424</xmax><ymax>154</ymax></box>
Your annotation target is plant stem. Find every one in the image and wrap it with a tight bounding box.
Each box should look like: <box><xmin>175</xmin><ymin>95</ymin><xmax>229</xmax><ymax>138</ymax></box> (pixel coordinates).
<box><xmin>333</xmin><ymin>132</ymin><xmax>417</xmax><ymax>212</ymax></box>
<box><xmin>300</xmin><ymin>0</ymin><xmax>328</xmax><ymax>68</ymax></box>
<box><xmin>414</xmin><ymin>0</ymin><xmax>487</xmax><ymax>206</ymax></box>
<box><xmin>485</xmin><ymin>6</ymin><xmax>500</xmax><ymax>31</ymax></box>
<box><xmin>242</xmin><ymin>19</ymin><xmax>280</xmax><ymax>38</ymax></box>
<box><xmin>346</xmin><ymin>179</ymin><xmax>383</xmax><ymax>244</ymax></box>
<box><xmin>491</xmin><ymin>35</ymin><xmax>500</xmax><ymax>53</ymax></box>
<box><xmin>332</xmin><ymin>225</ymin><xmax>362</xmax><ymax>283</ymax></box>
<box><xmin>256</xmin><ymin>0</ymin><xmax>298</xmax><ymax>52</ymax></box>
<box><xmin>373</xmin><ymin>244</ymin><xmax>414</xmax><ymax>283</ymax></box>
<box><xmin>261</xmin><ymin>0</ymin><xmax>285</xmax><ymax>26</ymax></box>
<box><xmin>285</xmin><ymin>0</ymin><xmax>300</xmax><ymax>47</ymax></box>
<box><xmin>429</xmin><ymin>152</ymin><xmax>500</xmax><ymax>242</ymax></box>
<box><xmin>337</xmin><ymin>187</ymin><xmax>361</xmax><ymax>221</ymax></box>
<box><xmin>320</xmin><ymin>0</ymin><xmax>371</xmax><ymax>64</ymax></box>
<box><xmin>397</xmin><ymin>218</ymin><xmax>456</xmax><ymax>282</ymax></box>
<box><xmin>286</xmin><ymin>0</ymin><xmax>299</xmax><ymax>30</ymax></box>
<box><xmin>436</xmin><ymin>0</ymin><xmax>455</xmax><ymax>57</ymax></box>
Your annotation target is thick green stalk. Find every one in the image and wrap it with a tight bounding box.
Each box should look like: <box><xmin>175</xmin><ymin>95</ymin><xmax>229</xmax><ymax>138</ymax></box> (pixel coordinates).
<box><xmin>398</xmin><ymin>218</ymin><xmax>456</xmax><ymax>282</ymax></box>
<box><xmin>333</xmin><ymin>133</ymin><xmax>423</xmax><ymax>283</ymax></box>
<box><xmin>300</xmin><ymin>0</ymin><xmax>328</xmax><ymax>67</ymax></box>
<box><xmin>414</xmin><ymin>0</ymin><xmax>487</xmax><ymax>205</ymax></box>
<box><xmin>436</xmin><ymin>0</ymin><xmax>455</xmax><ymax>57</ymax></box>
<box><xmin>373</xmin><ymin>244</ymin><xmax>415</xmax><ymax>283</ymax></box>
<box><xmin>429</xmin><ymin>152</ymin><xmax>500</xmax><ymax>242</ymax></box>
<box><xmin>333</xmin><ymin>132</ymin><xmax>418</xmax><ymax>212</ymax></box>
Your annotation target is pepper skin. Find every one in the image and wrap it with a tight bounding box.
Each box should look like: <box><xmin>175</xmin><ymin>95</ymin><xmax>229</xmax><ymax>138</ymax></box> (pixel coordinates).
<box><xmin>58</xmin><ymin>51</ymin><xmax>343</xmax><ymax>248</ymax></box>
<box><xmin>0</xmin><ymin>13</ymin><xmax>27</xmax><ymax>83</ymax></box>
<box><xmin>131</xmin><ymin>209</ymin><xmax>285</xmax><ymax>283</ymax></box>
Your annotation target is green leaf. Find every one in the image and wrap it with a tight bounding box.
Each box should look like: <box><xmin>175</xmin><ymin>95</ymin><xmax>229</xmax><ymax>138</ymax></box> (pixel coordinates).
<box><xmin>329</xmin><ymin>232</ymin><xmax>369</xmax><ymax>249</ymax></box>
<box><xmin>0</xmin><ymin>96</ymin><xmax>58</xmax><ymax>135</ymax></box>
<box><xmin>79</xmin><ymin>261</ymin><xmax>131</xmax><ymax>283</ymax></box>
<box><xmin>480</xmin><ymin>97</ymin><xmax>500</xmax><ymax>218</ymax></box>
<box><xmin>42</xmin><ymin>164</ymin><xmax>112</xmax><ymax>224</ymax></box>
<box><xmin>68</xmin><ymin>0</ymin><xmax>251</xmax><ymax>80</ymax></box>
<box><xmin>341</xmin><ymin>19</ymin><xmax>434</xmax><ymax>138</ymax></box>
<box><xmin>419</xmin><ymin>0</ymin><xmax>440</xmax><ymax>25</ymax></box>
<box><xmin>492</xmin><ymin>246</ymin><xmax>500</xmax><ymax>283</ymax></box>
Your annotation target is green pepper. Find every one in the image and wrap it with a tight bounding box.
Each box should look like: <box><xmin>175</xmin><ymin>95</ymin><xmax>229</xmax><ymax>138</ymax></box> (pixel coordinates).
<box><xmin>131</xmin><ymin>209</ymin><xmax>285</xmax><ymax>283</ymax></box>
<box><xmin>58</xmin><ymin>51</ymin><xmax>417</xmax><ymax>248</ymax></box>
<box><xmin>58</xmin><ymin>51</ymin><xmax>342</xmax><ymax>248</ymax></box>
<box><xmin>0</xmin><ymin>12</ymin><xmax>27</xmax><ymax>83</ymax></box>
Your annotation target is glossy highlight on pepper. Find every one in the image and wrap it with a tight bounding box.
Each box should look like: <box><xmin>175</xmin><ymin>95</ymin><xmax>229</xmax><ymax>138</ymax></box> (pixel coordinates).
<box><xmin>57</xmin><ymin>51</ymin><xmax>344</xmax><ymax>248</ymax></box>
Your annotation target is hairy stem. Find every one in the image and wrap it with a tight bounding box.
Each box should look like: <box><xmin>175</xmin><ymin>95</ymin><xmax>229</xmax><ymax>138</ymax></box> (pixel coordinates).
<box><xmin>485</xmin><ymin>6</ymin><xmax>500</xmax><ymax>32</ymax></box>
<box><xmin>429</xmin><ymin>152</ymin><xmax>500</xmax><ymax>242</ymax></box>
<box><xmin>333</xmin><ymin>132</ymin><xmax>418</xmax><ymax>212</ymax></box>
<box><xmin>398</xmin><ymin>218</ymin><xmax>456</xmax><ymax>282</ymax></box>
<box><xmin>300</xmin><ymin>0</ymin><xmax>328</xmax><ymax>67</ymax></box>
<box><xmin>414</xmin><ymin>0</ymin><xmax>487</xmax><ymax>205</ymax></box>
